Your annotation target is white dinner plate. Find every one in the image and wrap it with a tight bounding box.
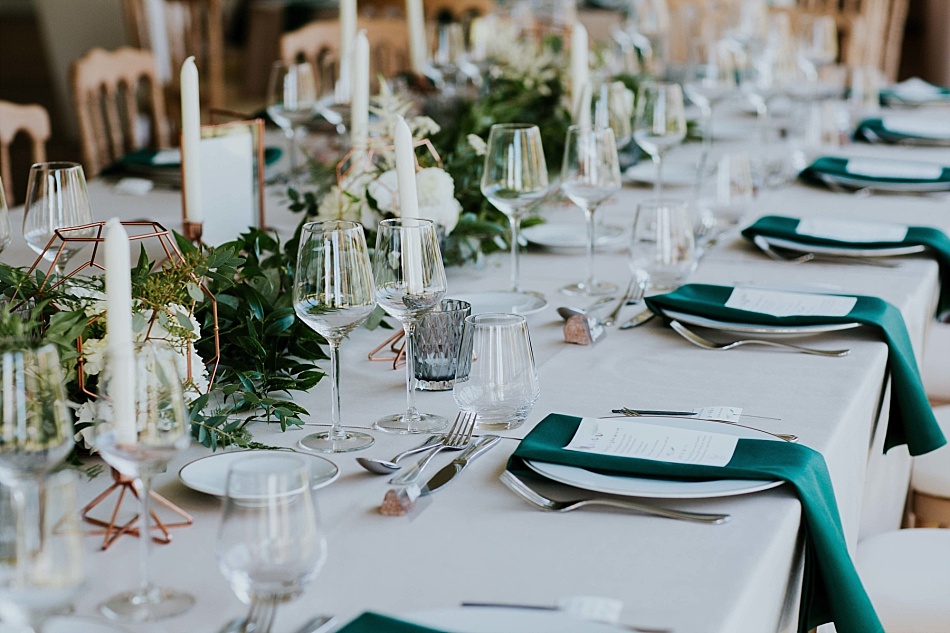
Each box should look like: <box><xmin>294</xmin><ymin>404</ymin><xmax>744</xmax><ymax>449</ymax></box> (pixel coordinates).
<box><xmin>663</xmin><ymin>309</ymin><xmax>861</xmax><ymax>338</ymax></box>
<box><xmin>623</xmin><ymin>161</ymin><xmax>697</xmax><ymax>187</ymax></box>
<box><xmin>178</xmin><ymin>450</ymin><xmax>339</xmax><ymax>497</ymax></box>
<box><xmin>448</xmin><ymin>291</ymin><xmax>547</xmax><ymax>316</ymax></box>
<box><xmin>761</xmin><ymin>236</ymin><xmax>926</xmax><ymax>258</ymax></box>
<box><xmin>525</xmin><ymin>417</ymin><xmax>782</xmax><ymax>499</ymax></box>
<box><xmin>404</xmin><ymin>607</ymin><xmax>626</xmax><ymax>632</ymax></box>
<box><xmin>815</xmin><ymin>173</ymin><xmax>950</xmax><ymax>193</ymax></box>
<box><xmin>522</xmin><ymin>223</ymin><xmax>627</xmax><ymax>251</ymax></box>
<box><xmin>0</xmin><ymin>617</ymin><xmax>130</xmax><ymax>633</ymax></box>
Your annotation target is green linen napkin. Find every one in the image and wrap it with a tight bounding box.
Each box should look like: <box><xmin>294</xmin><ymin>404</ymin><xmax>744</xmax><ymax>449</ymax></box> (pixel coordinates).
<box><xmin>853</xmin><ymin>118</ymin><xmax>950</xmax><ymax>145</ymax></box>
<box><xmin>741</xmin><ymin>215</ymin><xmax>950</xmax><ymax>314</ymax></box>
<box><xmin>799</xmin><ymin>156</ymin><xmax>950</xmax><ymax>188</ymax></box>
<box><xmin>644</xmin><ymin>284</ymin><xmax>946</xmax><ymax>456</ymax></box>
<box><xmin>508</xmin><ymin>413</ymin><xmax>883</xmax><ymax>633</ymax></box>
<box><xmin>334</xmin><ymin>612</ymin><xmax>445</xmax><ymax>633</ymax></box>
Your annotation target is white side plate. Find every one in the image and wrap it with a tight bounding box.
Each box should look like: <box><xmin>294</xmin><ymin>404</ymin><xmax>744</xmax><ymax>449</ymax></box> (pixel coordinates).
<box><xmin>178</xmin><ymin>450</ymin><xmax>339</xmax><ymax>497</ymax></box>
<box><xmin>405</xmin><ymin>607</ymin><xmax>626</xmax><ymax>632</ymax></box>
<box><xmin>449</xmin><ymin>291</ymin><xmax>547</xmax><ymax>316</ymax></box>
<box><xmin>522</xmin><ymin>223</ymin><xmax>627</xmax><ymax>250</ymax></box>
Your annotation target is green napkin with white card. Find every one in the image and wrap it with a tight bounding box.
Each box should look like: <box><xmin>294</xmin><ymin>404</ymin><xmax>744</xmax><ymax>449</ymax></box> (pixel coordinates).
<box><xmin>854</xmin><ymin>116</ymin><xmax>950</xmax><ymax>145</ymax></box>
<box><xmin>741</xmin><ymin>216</ymin><xmax>950</xmax><ymax>313</ymax></box>
<box><xmin>799</xmin><ymin>156</ymin><xmax>950</xmax><ymax>190</ymax></box>
<box><xmin>508</xmin><ymin>413</ymin><xmax>884</xmax><ymax>633</ymax></box>
<box><xmin>644</xmin><ymin>284</ymin><xmax>946</xmax><ymax>456</ymax></box>
<box><xmin>333</xmin><ymin>612</ymin><xmax>444</xmax><ymax>633</ymax></box>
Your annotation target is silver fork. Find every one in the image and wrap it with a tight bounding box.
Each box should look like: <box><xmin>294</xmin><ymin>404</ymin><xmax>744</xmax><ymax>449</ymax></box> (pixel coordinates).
<box><xmin>389</xmin><ymin>411</ymin><xmax>476</xmax><ymax>485</ymax></box>
<box><xmin>603</xmin><ymin>271</ymin><xmax>648</xmax><ymax>326</ymax></box>
<box><xmin>218</xmin><ymin>598</ymin><xmax>276</xmax><ymax>633</ymax></box>
<box><xmin>669</xmin><ymin>320</ymin><xmax>850</xmax><ymax>357</ymax></box>
<box><xmin>500</xmin><ymin>471</ymin><xmax>730</xmax><ymax>524</ymax></box>
<box><xmin>752</xmin><ymin>235</ymin><xmax>898</xmax><ymax>268</ymax></box>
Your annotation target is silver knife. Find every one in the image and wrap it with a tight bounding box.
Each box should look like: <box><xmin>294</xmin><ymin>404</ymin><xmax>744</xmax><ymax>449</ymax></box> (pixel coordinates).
<box><xmin>619</xmin><ymin>310</ymin><xmax>656</xmax><ymax>330</ymax></box>
<box><xmin>419</xmin><ymin>435</ymin><xmax>501</xmax><ymax>495</ymax></box>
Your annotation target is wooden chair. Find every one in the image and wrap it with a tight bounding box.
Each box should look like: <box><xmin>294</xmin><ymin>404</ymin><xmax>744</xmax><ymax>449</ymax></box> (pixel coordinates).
<box><xmin>121</xmin><ymin>0</ymin><xmax>226</xmax><ymax>109</ymax></box>
<box><xmin>71</xmin><ymin>47</ymin><xmax>171</xmax><ymax>177</ymax></box>
<box><xmin>0</xmin><ymin>100</ymin><xmax>50</xmax><ymax>204</ymax></box>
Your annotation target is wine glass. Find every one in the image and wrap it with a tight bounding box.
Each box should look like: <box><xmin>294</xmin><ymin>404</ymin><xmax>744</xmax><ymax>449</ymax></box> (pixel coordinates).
<box><xmin>694</xmin><ymin>153</ymin><xmax>754</xmax><ymax>247</ymax></box>
<box><xmin>629</xmin><ymin>199</ymin><xmax>697</xmax><ymax>292</ymax></box>
<box><xmin>633</xmin><ymin>82</ymin><xmax>687</xmax><ymax>198</ymax></box>
<box><xmin>795</xmin><ymin>15</ymin><xmax>837</xmax><ymax>80</ymax></box>
<box><xmin>0</xmin><ymin>178</ymin><xmax>11</xmax><ymax>255</ymax></box>
<box><xmin>560</xmin><ymin>125</ymin><xmax>622</xmax><ymax>296</ymax></box>
<box><xmin>293</xmin><ymin>220</ymin><xmax>376</xmax><ymax>452</ymax></box>
<box><xmin>21</xmin><ymin>162</ymin><xmax>95</xmax><ymax>277</ymax></box>
<box><xmin>683</xmin><ymin>37</ymin><xmax>738</xmax><ymax>171</ymax></box>
<box><xmin>217</xmin><ymin>454</ymin><xmax>327</xmax><ymax>633</ymax></box>
<box><xmin>95</xmin><ymin>341</ymin><xmax>194</xmax><ymax>622</ymax></box>
<box><xmin>480</xmin><ymin>123</ymin><xmax>549</xmax><ymax>311</ymax></box>
<box><xmin>267</xmin><ymin>60</ymin><xmax>317</xmax><ymax>182</ymax></box>
<box><xmin>373</xmin><ymin>218</ymin><xmax>448</xmax><ymax>434</ymax></box>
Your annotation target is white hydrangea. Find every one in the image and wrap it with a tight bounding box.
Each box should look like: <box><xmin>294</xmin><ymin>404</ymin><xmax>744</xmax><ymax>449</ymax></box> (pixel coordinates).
<box><xmin>368</xmin><ymin>168</ymin><xmax>461</xmax><ymax>234</ymax></box>
<box><xmin>467</xmin><ymin>134</ymin><xmax>487</xmax><ymax>156</ymax></box>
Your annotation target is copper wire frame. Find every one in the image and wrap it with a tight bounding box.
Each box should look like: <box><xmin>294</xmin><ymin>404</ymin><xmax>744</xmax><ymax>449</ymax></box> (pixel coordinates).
<box><xmin>367</xmin><ymin>330</ymin><xmax>406</xmax><ymax>369</ymax></box>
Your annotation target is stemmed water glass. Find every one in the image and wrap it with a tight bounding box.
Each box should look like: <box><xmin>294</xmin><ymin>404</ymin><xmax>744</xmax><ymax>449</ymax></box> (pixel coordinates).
<box><xmin>795</xmin><ymin>15</ymin><xmax>837</xmax><ymax>80</ymax></box>
<box><xmin>217</xmin><ymin>454</ymin><xmax>327</xmax><ymax>633</ymax></box>
<box><xmin>95</xmin><ymin>342</ymin><xmax>194</xmax><ymax>622</ymax></box>
<box><xmin>480</xmin><ymin>123</ymin><xmax>549</xmax><ymax>313</ymax></box>
<box><xmin>0</xmin><ymin>178</ymin><xmax>11</xmax><ymax>254</ymax></box>
<box><xmin>293</xmin><ymin>220</ymin><xmax>376</xmax><ymax>452</ymax></box>
<box><xmin>267</xmin><ymin>60</ymin><xmax>317</xmax><ymax>182</ymax></box>
<box><xmin>683</xmin><ymin>37</ymin><xmax>738</xmax><ymax>171</ymax></box>
<box><xmin>373</xmin><ymin>218</ymin><xmax>448</xmax><ymax>434</ymax></box>
<box><xmin>22</xmin><ymin>162</ymin><xmax>95</xmax><ymax>277</ymax></box>
<box><xmin>560</xmin><ymin>125</ymin><xmax>622</xmax><ymax>296</ymax></box>
<box><xmin>633</xmin><ymin>82</ymin><xmax>687</xmax><ymax>197</ymax></box>
<box><xmin>629</xmin><ymin>199</ymin><xmax>697</xmax><ymax>292</ymax></box>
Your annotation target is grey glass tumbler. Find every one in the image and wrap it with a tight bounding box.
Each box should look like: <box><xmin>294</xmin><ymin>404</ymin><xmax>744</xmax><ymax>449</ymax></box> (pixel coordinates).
<box><xmin>411</xmin><ymin>299</ymin><xmax>472</xmax><ymax>391</ymax></box>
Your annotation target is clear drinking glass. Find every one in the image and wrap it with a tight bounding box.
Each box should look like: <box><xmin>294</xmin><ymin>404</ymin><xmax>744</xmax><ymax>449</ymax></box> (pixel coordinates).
<box><xmin>560</xmin><ymin>125</ymin><xmax>622</xmax><ymax>296</ymax></box>
<box><xmin>633</xmin><ymin>82</ymin><xmax>687</xmax><ymax>197</ymax></box>
<box><xmin>453</xmin><ymin>313</ymin><xmax>540</xmax><ymax>431</ymax></box>
<box><xmin>630</xmin><ymin>199</ymin><xmax>697</xmax><ymax>291</ymax></box>
<box><xmin>0</xmin><ymin>179</ymin><xmax>11</xmax><ymax>255</ymax></box>
<box><xmin>683</xmin><ymin>37</ymin><xmax>738</xmax><ymax>170</ymax></box>
<box><xmin>267</xmin><ymin>61</ymin><xmax>317</xmax><ymax>182</ymax></box>
<box><xmin>373</xmin><ymin>218</ymin><xmax>448</xmax><ymax>434</ymax></box>
<box><xmin>217</xmin><ymin>454</ymin><xmax>327</xmax><ymax>631</ymax></box>
<box><xmin>411</xmin><ymin>299</ymin><xmax>472</xmax><ymax>391</ymax></box>
<box><xmin>695</xmin><ymin>153</ymin><xmax>754</xmax><ymax>243</ymax></box>
<box><xmin>795</xmin><ymin>14</ymin><xmax>837</xmax><ymax>79</ymax></box>
<box><xmin>95</xmin><ymin>342</ymin><xmax>194</xmax><ymax>622</ymax></box>
<box><xmin>294</xmin><ymin>220</ymin><xmax>376</xmax><ymax>452</ymax></box>
<box><xmin>21</xmin><ymin>162</ymin><xmax>95</xmax><ymax>277</ymax></box>
<box><xmin>480</xmin><ymin>123</ymin><xmax>549</xmax><ymax>310</ymax></box>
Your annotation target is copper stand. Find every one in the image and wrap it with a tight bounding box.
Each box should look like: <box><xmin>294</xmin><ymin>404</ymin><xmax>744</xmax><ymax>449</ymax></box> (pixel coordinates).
<box><xmin>367</xmin><ymin>330</ymin><xmax>406</xmax><ymax>369</ymax></box>
<box><xmin>181</xmin><ymin>220</ymin><xmax>204</xmax><ymax>244</ymax></box>
<box><xmin>81</xmin><ymin>468</ymin><xmax>194</xmax><ymax>550</ymax></box>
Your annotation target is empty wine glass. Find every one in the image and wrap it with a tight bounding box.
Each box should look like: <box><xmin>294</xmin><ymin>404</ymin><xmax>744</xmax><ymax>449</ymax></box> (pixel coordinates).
<box><xmin>633</xmin><ymin>82</ymin><xmax>687</xmax><ymax>197</ymax></box>
<box><xmin>683</xmin><ymin>37</ymin><xmax>738</xmax><ymax>170</ymax></box>
<box><xmin>217</xmin><ymin>454</ymin><xmax>327</xmax><ymax>633</ymax></box>
<box><xmin>453</xmin><ymin>313</ymin><xmax>539</xmax><ymax>431</ymax></box>
<box><xmin>373</xmin><ymin>218</ymin><xmax>448</xmax><ymax>434</ymax></box>
<box><xmin>694</xmin><ymin>153</ymin><xmax>754</xmax><ymax>246</ymax></box>
<box><xmin>480</xmin><ymin>123</ymin><xmax>549</xmax><ymax>312</ymax></box>
<box><xmin>630</xmin><ymin>199</ymin><xmax>697</xmax><ymax>292</ymax></box>
<box><xmin>21</xmin><ymin>163</ymin><xmax>95</xmax><ymax>277</ymax></box>
<box><xmin>560</xmin><ymin>125</ymin><xmax>622</xmax><ymax>296</ymax></box>
<box><xmin>294</xmin><ymin>220</ymin><xmax>376</xmax><ymax>452</ymax></box>
<box><xmin>267</xmin><ymin>60</ymin><xmax>317</xmax><ymax>182</ymax></box>
<box><xmin>795</xmin><ymin>15</ymin><xmax>837</xmax><ymax>80</ymax></box>
<box><xmin>95</xmin><ymin>341</ymin><xmax>194</xmax><ymax>622</ymax></box>
<box><xmin>0</xmin><ymin>179</ymin><xmax>11</xmax><ymax>255</ymax></box>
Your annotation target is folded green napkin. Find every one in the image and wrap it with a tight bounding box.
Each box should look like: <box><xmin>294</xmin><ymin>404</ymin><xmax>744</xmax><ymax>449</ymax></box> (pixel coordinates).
<box><xmin>644</xmin><ymin>284</ymin><xmax>946</xmax><ymax>456</ymax></box>
<box><xmin>508</xmin><ymin>413</ymin><xmax>883</xmax><ymax>633</ymax></box>
<box><xmin>799</xmin><ymin>156</ymin><xmax>950</xmax><ymax>187</ymax></box>
<box><xmin>334</xmin><ymin>612</ymin><xmax>445</xmax><ymax>633</ymax></box>
<box><xmin>742</xmin><ymin>216</ymin><xmax>950</xmax><ymax>314</ymax></box>
<box><xmin>854</xmin><ymin>118</ymin><xmax>950</xmax><ymax>145</ymax></box>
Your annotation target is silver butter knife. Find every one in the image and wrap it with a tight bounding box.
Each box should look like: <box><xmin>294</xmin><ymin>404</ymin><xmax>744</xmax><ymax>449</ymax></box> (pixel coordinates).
<box><xmin>419</xmin><ymin>435</ymin><xmax>500</xmax><ymax>495</ymax></box>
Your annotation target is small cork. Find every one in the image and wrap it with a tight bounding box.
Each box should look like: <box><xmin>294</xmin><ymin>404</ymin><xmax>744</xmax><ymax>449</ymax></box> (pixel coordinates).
<box><xmin>564</xmin><ymin>314</ymin><xmax>606</xmax><ymax>345</ymax></box>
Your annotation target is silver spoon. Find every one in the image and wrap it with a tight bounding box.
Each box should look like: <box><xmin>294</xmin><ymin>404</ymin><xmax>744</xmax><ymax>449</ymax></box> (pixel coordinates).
<box><xmin>356</xmin><ymin>435</ymin><xmax>443</xmax><ymax>474</ymax></box>
<box><xmin>556</xmin><ymin>295</ymin><xmax>616</xmax><ymax>320</ymax></box>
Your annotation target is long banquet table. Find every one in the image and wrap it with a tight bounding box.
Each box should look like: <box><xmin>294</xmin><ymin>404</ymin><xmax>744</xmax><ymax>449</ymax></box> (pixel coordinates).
<box><xmin>4</xmin><ymin>106</ymin><xmax>950</xmax><ymax>633</ymax></box>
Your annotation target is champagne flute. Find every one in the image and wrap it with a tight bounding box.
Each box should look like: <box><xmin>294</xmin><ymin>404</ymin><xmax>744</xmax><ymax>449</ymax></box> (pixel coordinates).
<box><xmin>633</xmin><ymin>82</ymin><xmax>687</xmax><ymax>198</ymax></box>
<box><xmin>217</xmin><ymin>454</ymin><xmax>327</xmax><ymax>633</ymax></box>
<box><xmin>480</xmin><ymin>124</ymin><xmax>549</xmax><ymax>311</ymax></box>
<box><xmin>293</xmin><ymin>220</ymin><xmax>376</xmax><ymax>452</ymax></box>
<box><xmin>373</xmin><ymin>218</ymin><xmax>447</xmax><ymax>434</ymax></box>
<box><xmin>560</xmin><ymin>125</ymin><xmax>622</xmax><ymax>296</ymax></box>
<box><xmin>0</xmin><ymin>178</ymin><xmax>11</xmax><ymax>255</ymax></box>
<box><xmin>267</xmin><ymin>61</ymin><xmax>317</xmax><ymax>182</ymax></box>
<box><xmin>629</xmin><ymin>199</ymin><xmax>697</xmax><ymax>292</ymax></box>
<box><xmin>683</xmin><ymin>37</ymin><xmax>738</xmax><ymax>171</ymax></box>
<box><xmin>95</xmin><ymin>342</ymin><xmax>194</xmax><ymax>622</ymax></box>
<box><xmin>21</xmin><ymin>163</ymin><xmax>95</xmax><ymax>277</ymax></box>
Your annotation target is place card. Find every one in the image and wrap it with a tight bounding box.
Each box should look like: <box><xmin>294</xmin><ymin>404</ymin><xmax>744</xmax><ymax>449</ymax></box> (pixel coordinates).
<box><xmin>565</xmin><ymin>418</ymin><xmax>738</xmax><ymax>467</ymax></box>
<box><xmin>725</xmin><ymin>288</ymin><xmax>857</xmax><ymax>318</ymax></box>
<box><xmin>881</xmin><ymin>116</ymin><xmax>950</xmax><ymax>140</ymax></box>
<box><xmin>845</xmin><ymin>159</ymin><xmax>943</xmax><ymax>181</ymax></box>
<box><xmin>796</xmin><ymin>218</ymin><xmax>908</xmax><ymax>243</ymax></box>
<box><xmin>693</xmin><ymin>406</ymin><xmax>742</xmax><ymax>422</ymax></box>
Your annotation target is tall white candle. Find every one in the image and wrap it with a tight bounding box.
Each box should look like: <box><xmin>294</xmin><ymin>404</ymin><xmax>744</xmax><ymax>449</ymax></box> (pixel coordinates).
<box><xmin>406</xmin><ymin>0</ymin><xmax>427</xmax><ymax>74</ymax></box>
<box><xmin>104</xmin><ymin>218</ymin><xmax>137</xmax><ymax>445</ymax></box>
<box><xmin>337</xmin><ymin>0</ymin><xmax>357</xmax><ymax>102</ymax></box>
<box><xmin>180</xmin><ymin>56</ymin><xmax>203</xmax><ymax>223</ymax></box>
<box><xmin>394</xmin><ymin>116</ymin><xmax>423</xmax><ymax>292</ymax></box>
<box><xmin>577</xmin><ymin>81</ymin><xmax>592</xmax><ymax>128</ymax></box>
<box><xmin>570</xmin><ymin>23</ymin><xmax>589</xmax><ymax>115</ymax></box>
<box><xmin>351</xmin><ymin>30</ymin><xmax>370</xmax><ymax>151</ymax></box>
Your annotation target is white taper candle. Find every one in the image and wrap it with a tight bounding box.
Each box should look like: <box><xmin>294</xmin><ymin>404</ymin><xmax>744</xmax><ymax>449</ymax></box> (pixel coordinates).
<box><xmin>180</xmin><ymin>56</ymin><xmax>203</xmax><ymax>223</ymax></box>
<box><xmin>104</xmin><ymin>218</ymin><xmax>137</xmax><ymax>445</ymax></box>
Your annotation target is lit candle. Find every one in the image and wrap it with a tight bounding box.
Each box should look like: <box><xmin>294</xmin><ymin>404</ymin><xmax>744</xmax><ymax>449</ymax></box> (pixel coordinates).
<box><xmin>337</xmin><ymin>0</ymin><xmax>357</xmax><ymax>102</ymax></box>
<box><xmin>351</xmin><ymin>30</ymin><xmax>369</xmax><ymax>151</ymax></box>
<box><xmin>394</xmin><ymin>116</ymin><xmax>423</xmax><ymax>292</ymax></box>
<box><xmin>406</xmin><ymin>0</ymin><xmax>427</xmax><ymax>74</ymax></box>
<box><xmin>104</xmin><ymin>218</ymin><xmax>137</xmax><ymax>445</ymax></box>
<box><xmin>570</xmin><ymin>22</ymin><xmax>589</xmax><ymax>116</ymax></box>
<box><xmin>180</xmin><ymin>57</ymin><xmax>203</xmax><ymax>223</ymax></box>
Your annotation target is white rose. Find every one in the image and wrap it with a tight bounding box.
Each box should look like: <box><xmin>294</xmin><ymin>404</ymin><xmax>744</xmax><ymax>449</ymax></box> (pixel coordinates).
<box><xmin>81</xmin><ymin>337</ymin><xmax>108</xmax><ymax>376</ymax></box>
<box><xmin>367</xmin><ymin>170</ymin><xmax>398</xmax><ymax>213</ymax></box>
<box><xmin>416</xmin><ymin>168</ymin><xmax>461</xmax><ymax>234</ymax></box>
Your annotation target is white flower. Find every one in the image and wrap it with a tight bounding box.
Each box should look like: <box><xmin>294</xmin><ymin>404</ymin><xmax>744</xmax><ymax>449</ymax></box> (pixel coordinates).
<box><xmin>467</xmin><ymin>134</ymin><xmax>487</xmax><ymax>156</ymax></box>
<box><xmin>80</xmin><ymin>337</ymin><xmax>108</xmax><ymax>376</ymax></box>
<box><xmin>370</xmin><ymin>168</ymin><xmax>461</xmax><ymax>235</ymax></box>
<box><xmin>73</xmin><ymin>401</ymin><xmax>98</xmax><ymax>450</ymax></box>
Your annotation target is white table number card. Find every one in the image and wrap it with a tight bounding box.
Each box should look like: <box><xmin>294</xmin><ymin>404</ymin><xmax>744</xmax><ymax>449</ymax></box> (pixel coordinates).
<box><xmin>565</xmin><ymin>418</ymin><xmax>739</xmax><ymax>467</ymax></box>
<box><xmin>796</xmin><ymin>218</ymin><xmax>908</xmax><ymax>243</ymax></box>
<box><xmin>725</xmin><ymin>288</ymin><xmax>857</xmax><ymax>318</ymax></box>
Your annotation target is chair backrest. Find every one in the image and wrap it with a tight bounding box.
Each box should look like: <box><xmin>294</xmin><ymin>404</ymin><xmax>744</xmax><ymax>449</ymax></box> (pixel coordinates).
<box><xmin>71</xmin><ymin>47</ymin><xmax>170</xmax><ymax>177</ymax></box>
<box><xmin>0</xmin><ymin>101</ymin><xmax>50</xmax><ymax>203</ymax></box>
<box><xmin>121</xmin><ymin>0</ymin><xmax>226</xmax><ymax>109</ymax></box>
<box><xmin>425</xmin><ymin>0</ymin><xmax>494</xmax><ymax>21</ymax></box>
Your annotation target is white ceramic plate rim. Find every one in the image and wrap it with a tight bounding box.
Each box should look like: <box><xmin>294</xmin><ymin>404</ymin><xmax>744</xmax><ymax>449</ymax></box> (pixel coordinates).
<box><xmin>522</xmin><ymin>223</ymin><xmax>627</xmax><ymax>249</ymax></box>
<box><xmin>623</xmin><ymin>162</ymin><xmax>696</xmax><ymax>187</ymax></box>
<box><xmin>448</xmin><ymin>291</ymin><xmax>548</xmax><ymax>316</ymax></box>
<box><xmin>178</xmin><ymin>450</ymin><xmax>340</xmax><ymax>497</ymax></box>
<box><xmin>762</xmin><ymin>236</ymin><xmax>926</xmax><ymax>258</ymax></box>
<box><xmin>404</xmin><ymin>607</ymin><xmax>626</xmax><ymax>632</ymax></box>
<box><xmin>816</xmin><ymin>173</ymin><xmax>950</xmax><ymax>192</ymax></box>
<box><xmin>663</xmin><ymin>309</ymin><xmax>861</xmax><ymax>336</ymax></box>
<box><xmin>525</xmin><ymin>417</ymin><xmax>782</xmax><ymax>499</ymax></box>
